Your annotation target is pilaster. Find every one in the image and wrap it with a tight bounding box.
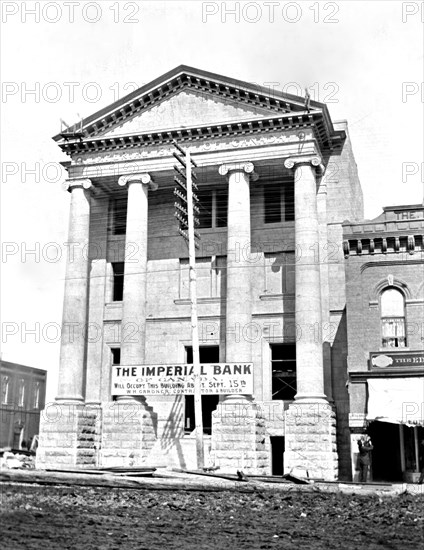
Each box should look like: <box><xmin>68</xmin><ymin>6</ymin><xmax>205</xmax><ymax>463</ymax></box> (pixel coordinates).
<box><xmin>85</xmin><ymin>193</ymin><xmax>109</xmax><ymax>407</ymax></box>
<box><xmin>316</xmin><ymin>176</ymin><xmax>333</xmax><ymax>402</ymax></box>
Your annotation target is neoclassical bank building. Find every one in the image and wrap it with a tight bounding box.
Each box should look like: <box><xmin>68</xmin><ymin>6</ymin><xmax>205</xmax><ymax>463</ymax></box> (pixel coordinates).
<box><xmin>38</xmin><ymin>66</ymin><xmax>370</xmax><ymax>480</ymax></box>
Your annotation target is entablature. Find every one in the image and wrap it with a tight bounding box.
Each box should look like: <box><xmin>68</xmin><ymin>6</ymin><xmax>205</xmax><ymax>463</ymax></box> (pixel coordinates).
<box><xmin>58</xmin><ymin>110</ymin><xmax>340</xmax><ymax>159</ymax></box>
<box><xmin>67</xmin><ymin>132</ymin><xmax>322</xmax><ymax>183</ymax></box>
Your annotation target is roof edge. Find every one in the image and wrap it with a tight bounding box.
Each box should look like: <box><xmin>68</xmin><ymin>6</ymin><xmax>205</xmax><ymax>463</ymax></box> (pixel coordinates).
<box><xmin>53</xmin><ymin>65</ymin><xmax>331</xmax><ymax>142</ymax></box>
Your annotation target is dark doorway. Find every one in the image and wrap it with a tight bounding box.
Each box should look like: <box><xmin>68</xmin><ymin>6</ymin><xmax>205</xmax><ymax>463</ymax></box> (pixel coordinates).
<box><xmin>185</xmin><ymin>346</ymin><xmax>220</xmax><ymax>435</ymax></box>
<box><xmin>367</xmin><ymin>421</ymin><xmax>402</xmax><ymax>481</ymax></box>
<box><xmin>111</xmin><ymin>348</ymin><xmax>121</xmax><ymax>365</ymax></box>
<box><xmin>112</xmin><ymin>263</ymin><xmax>124</xmax><ymax>301</ymax></box>
<box><xmin>271</xmin><ymin>343</ymin><xmax>296</xmax><ymax>400</ymax></box>
<box><xmin>271</xmin><ymin>436</ymin><xmax>285</xmax><ymax>475</ymax></box>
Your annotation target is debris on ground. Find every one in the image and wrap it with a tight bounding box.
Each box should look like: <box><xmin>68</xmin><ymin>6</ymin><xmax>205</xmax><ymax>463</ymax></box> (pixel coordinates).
<box><xmin>236</xmin><ymin>470</ymin><xmax>249</xmax><ymax>482</ymax></box>
<box><xmin>0</xmin><ymin>451</ymin><xmax>35</xmax><ymax>470</ymax></box>
<box><xmin>1</xmin><ymin>483</ymin><xmax>423</xmax><ymax>549</ymax></box>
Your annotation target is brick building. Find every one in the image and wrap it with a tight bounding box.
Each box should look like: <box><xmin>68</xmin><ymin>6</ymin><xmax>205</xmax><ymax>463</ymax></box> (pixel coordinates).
<box><xmin>37</xmin><ymin>66</ymin><xmax>365</xmax><ymax>479</ymax></box>
<box><xmin>0</xmin><ymin>360</ymin><xmax>47</xmax><ymax>450</ymax></box>
<box><xmin>343</xmin><ymin>204</ymin><xmax>424</xmax><ymax>482</ymax></box>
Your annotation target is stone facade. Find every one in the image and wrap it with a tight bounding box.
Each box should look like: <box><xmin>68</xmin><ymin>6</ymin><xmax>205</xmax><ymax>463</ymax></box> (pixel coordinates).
<box><xmin>37</xmin><ymin>66</ymin><xmax>365</xmax><ymax>479</ymax></box>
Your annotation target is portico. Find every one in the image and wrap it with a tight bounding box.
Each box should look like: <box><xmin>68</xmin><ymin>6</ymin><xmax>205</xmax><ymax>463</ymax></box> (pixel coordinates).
<box><xmin>37</xmin><ymin>66</ymin><xmax>361</xmax><ymax>479</ymax></box>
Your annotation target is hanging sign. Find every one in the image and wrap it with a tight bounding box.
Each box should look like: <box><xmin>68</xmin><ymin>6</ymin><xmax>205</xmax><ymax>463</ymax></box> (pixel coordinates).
<box><xmin>111</xmin><ymin>363</ymin><xmax>254</xmax><ymax>396</ymax></box>
<box><xmin>370</xmin><ymin>351</ymin><xmax>424</xmax><ymax>369</ymax></box>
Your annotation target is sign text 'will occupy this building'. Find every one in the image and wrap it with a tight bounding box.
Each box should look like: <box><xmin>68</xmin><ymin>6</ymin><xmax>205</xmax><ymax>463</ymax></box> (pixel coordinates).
<box><xmin>37</xmin><ymin>66</ymin><xmax>364</xmax><ymax>480</ymax></box>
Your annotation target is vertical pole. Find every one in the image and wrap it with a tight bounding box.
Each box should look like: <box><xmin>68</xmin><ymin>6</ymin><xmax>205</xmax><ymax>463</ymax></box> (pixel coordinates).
<box><xmin>186</xmin><ymin>149</ymin><xmax>204</xmax><ymax>469</ymax></box>
<box><xmin>399</xmin><ymin>424</ymin><xmax>406</xmax><ymax>473</ymax></box>
<box><xmin>414</xmin><ymin>426</ymin><xmax>419</xmax><ymax>473</ymax></box>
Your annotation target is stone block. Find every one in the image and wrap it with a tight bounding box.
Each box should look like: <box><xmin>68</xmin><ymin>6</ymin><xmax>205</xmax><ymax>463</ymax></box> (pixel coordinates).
<box><xmin>284</xmin><ymin>401</ymin><xmax>338</xmax><ymax>480</ymax></box>
<box><xmin>212</xmin><ymin>399</ymin><xmax>270</xmax><ymax>474</ymax></box>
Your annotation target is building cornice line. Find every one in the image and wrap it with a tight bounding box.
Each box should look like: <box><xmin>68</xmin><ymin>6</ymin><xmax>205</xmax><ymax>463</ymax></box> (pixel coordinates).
<box><xmin>344</xmin><ymin>236</ymin><xmax>424</xmax><ymax>259</ymax></box>
<box><xmin>57</xmin><ymin>111</ymin><xmax>343</xmax><ymax>157</ymax></box>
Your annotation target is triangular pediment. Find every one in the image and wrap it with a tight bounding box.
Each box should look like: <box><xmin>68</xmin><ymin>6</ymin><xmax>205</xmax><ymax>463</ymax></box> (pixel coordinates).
<box><xmin>54</xmin><ymin>65</ymin><xmax>345</xmax><ymax>154</ymax></box>
<box><xmin>56</xmin><ymin>66</ymin><xmax>316</xmax><ymax>141</ymax></box>
<box><xmin>99</xmin><ymin>89</ymin><xmax>274</xmax><ymax>138</ymax></box>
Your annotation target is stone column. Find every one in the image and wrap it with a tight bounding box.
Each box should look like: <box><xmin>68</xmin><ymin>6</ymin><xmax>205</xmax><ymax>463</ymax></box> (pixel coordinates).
<box><xmin>37</xmin><ymin>178</ymin><xmax>97</xmax><ymax>469</ymax></box>
<box><xmin>211</xmin><ymin>163</ymin><xmax>269</xmax><ymax>475</ymax></box>
<box><xmin>56</xmin><ymin>178</ymin><xmax>92</xmax><ymax>404</ymax></box>
<box><xmin>283</xmin><ymin>157</ymin><xmax>338</xmax><ymax>481</ymax></box>
<box><xmin>119</xmin><ymin>173</ymin><xmax>157</xmax><ymax>370</ymax></box>
<box><xmin>100</xmin><ymin>173</ymin><xmax>158</xmax><ymax>467</ymax></box>
<box><xmin>221</xmin><ymin>162</ymin><xmax>257</xmax><ymax>372</ymax></box>
<box><xmin>285</xmin><ymin>157</ymin><xmax>326</xmax><ymax>402</ymax></box>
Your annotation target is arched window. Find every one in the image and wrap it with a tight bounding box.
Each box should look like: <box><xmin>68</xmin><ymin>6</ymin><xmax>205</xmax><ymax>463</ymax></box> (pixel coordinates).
<box><xmin>381</xmin><ymin>288</ymin><xmax>406</xmax><ymax>348</ymax></box>
<box><xmin>1</xmin><ymin>376</ymin><xmax>9</xmax><ymax>404</ymax></box>
<box><xmin>18</xmin><ymin>378</ymin><xmax>25</xmax><ymax>407</ymax></box>
<box><xmin>33</xmin><ymin>382</ymin><xmax>40</xmax><ymax>409</ymax></box>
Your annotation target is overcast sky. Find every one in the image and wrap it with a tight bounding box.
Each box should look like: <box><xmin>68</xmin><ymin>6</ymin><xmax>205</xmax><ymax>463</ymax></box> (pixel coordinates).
<box><xmin>1</xmin><ymin>0</ymin><xmax>423</xmax><ymax>400</ymax></box>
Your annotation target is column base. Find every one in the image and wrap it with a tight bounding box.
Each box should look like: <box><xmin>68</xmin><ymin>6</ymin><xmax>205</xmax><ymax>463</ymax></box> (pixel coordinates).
<box><xmin>36</xmin><ymin>400</ymin><xmax>158</xmax><ymax>470</ymax></box>
<box><xmin>55</xmin><ymin>396</ymin><xmax>85</xmax><ymax>404</ymax></box>
<box><xmin>99</xmin><ymin>400</ymin><xmax>157</xmax><ymax>467</ymax></box>
<box><xmin>211</xmin><ymin>399</ymin><xmax>270</xmax><ymax>475</ymax></box>
<box><xmin>36</xmin><ymin>403</ymin><xmax>99</xmax><ymax>469</ymax></box>
<box><xmin>284</xmin><ymin>401</ymin><xmax>338</xmax><ymax>481</ymax></box>
<box><xmin>293</xmin><ymin>393</ymin><xmax>328</xmax><ymax>403</ymax></box>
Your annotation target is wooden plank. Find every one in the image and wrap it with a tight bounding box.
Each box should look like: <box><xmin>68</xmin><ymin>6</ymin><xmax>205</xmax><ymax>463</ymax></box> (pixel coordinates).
<box><xmin>0</xmin><ymin>469</ymin><xmax>401</xmax><ymax>496</ymax></box>
<box><xmin>178</xmin><ymin>469</ymin><xmax>243</xmax><ymax>482</ymax></box>
<box><xmin>44</xmin><ymin>467</ymin><xmax>156</xmax><ymax>477</ymax></box>
<box><xmin>0</xmin><ymin>469</ymin><xmax>254</xmax><ymax>493</ymax></box>
<box><xmin>96</xmin><ymin>466</ymin><xmax>157</xmax><ymax>472</ymax></box>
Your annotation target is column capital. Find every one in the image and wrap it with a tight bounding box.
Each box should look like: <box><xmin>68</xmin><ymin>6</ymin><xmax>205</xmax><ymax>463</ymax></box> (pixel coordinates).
<box><xmin>63</xmin><ymin>178</ymin><xmax>92</xmax><ymax>192</ymax></box>
<box><xmin>118</xmin><ymin>173</ymin><xmax>158</xmax><ymax>190</ymax></box>
<box><xmin>284</xmin><ymin>156</ymin><xmax>325</xmax><ymax>175</ymax></box>
<box><xmin>218</xmin><ymin>162</ymin><xmax>259</xmax><ymax>181</ymax></box>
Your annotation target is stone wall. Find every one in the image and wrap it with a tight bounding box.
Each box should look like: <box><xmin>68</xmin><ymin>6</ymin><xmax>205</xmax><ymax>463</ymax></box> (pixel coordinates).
<box><xmin>211</xmin><ymin>401</ymin><xmax>270</xmax><ymax>474</ymax></box>
<box><xmin>99</xmin><ymin>400</ymin><xmax>157</xmax><ymax>468</ymax></box>
<box><xmin>327</xmin><ymin>121</ymin><xmax>364</xmax><ymax>224</ymax></box>
<box><xmin>284</xmin><ymin>402</ymin><xmax>338</xmax><ymax>480</ymax></box>
<box><xmin>37</xmin><ymin>405</ymin><xmax>99</xmax><ymax>469</ymax></box>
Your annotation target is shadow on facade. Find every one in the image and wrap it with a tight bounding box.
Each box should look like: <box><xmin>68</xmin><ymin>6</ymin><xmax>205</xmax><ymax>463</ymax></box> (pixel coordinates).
<box><xmin>331</xmin><ymin>308</ymin><xmax>352</xmax><ymax>481</ymax></box>
<box><xmin>160</xmin><ymin>394</ymin><xmax>186</xmax><ymax>468</ymax></box>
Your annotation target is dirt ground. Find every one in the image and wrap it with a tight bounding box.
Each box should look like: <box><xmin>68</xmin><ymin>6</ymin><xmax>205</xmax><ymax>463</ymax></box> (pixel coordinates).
<box><xmin>1</xmin><ymin>483</ymin><xmax>423</xmax><ymax>550</ymax></box>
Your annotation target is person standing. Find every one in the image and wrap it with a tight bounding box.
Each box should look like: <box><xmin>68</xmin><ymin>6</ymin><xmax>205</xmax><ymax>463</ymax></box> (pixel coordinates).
<box><xmin>358</xmin><ymin>435</ymin><xmax>373</xmax><ymax>483</ymax></box>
